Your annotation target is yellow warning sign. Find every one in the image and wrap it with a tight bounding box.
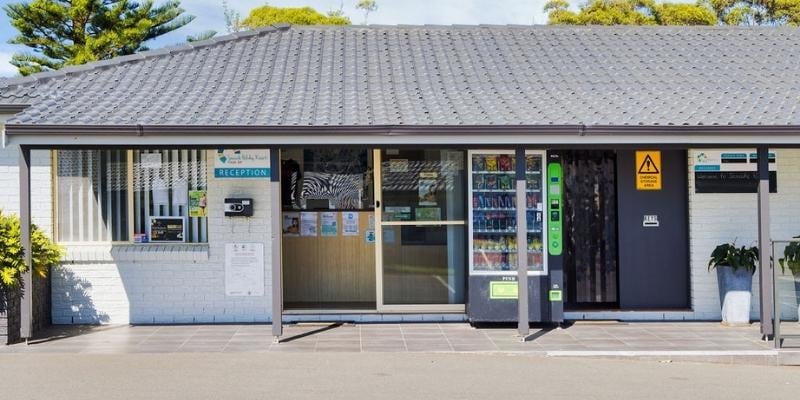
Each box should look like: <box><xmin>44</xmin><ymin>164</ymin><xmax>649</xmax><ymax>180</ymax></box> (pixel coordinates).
<box><xmin>636</xmin><ymin>151</ymin><xmax>662</xmax><ymax>191</ymax></box>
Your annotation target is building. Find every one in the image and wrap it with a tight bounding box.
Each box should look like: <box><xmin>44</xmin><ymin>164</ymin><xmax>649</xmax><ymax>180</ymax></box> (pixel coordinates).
<box><xmin>1</xmin><ymin>25</ymin><xmax>798</xmax><ymax>340</ymax></box>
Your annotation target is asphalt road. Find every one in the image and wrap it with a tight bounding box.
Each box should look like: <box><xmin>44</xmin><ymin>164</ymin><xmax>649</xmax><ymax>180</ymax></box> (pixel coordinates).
<box><xmin>0</xmin><ymin>353</ymin><xmax>797</xmax><ymax>400</ymax></box>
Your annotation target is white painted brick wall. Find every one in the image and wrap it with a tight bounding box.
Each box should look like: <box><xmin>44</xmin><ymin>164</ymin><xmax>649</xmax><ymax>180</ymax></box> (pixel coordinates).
<box><xmin>51</xmin><ymin>150</ymin><xmax>273</xmax><ymax>324</ymax></box>
<box><xmin>688</xmin><ymin>149</ymin><xmax>800</xmax><ymax>321</ymax></box>
<box><xmin>0</xmin><ymin>141</ymin><xmax>53</xmax><ymax>236</ymax></box>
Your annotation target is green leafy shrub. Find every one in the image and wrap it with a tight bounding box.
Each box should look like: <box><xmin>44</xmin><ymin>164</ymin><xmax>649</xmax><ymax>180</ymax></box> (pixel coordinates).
<box><xmin>0</xmin><ymin>210</ymin><xmax>63</xmax><ymax>288</ymax></box>
<box><xmin>708</xmin><ymin>242</ymin><xmax>759</xmax><ymax>274</ymax></box>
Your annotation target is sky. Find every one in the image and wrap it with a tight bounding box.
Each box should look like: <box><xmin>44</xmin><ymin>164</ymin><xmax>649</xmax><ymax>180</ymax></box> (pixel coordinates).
<box><xmin>0</xmin><ymin>0</ymin><xmax>552</xmax><ymax>77</ymax></box>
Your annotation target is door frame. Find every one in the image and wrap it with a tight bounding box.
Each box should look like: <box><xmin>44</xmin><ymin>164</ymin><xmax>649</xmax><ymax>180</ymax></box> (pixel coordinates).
<box><xmin>373</xmin><ymin>149</ymin><xmax>467</xmax><ymax>313</ymax></box>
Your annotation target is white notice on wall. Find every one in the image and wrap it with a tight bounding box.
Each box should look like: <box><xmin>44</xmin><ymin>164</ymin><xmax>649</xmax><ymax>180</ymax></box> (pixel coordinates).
<box><xmin>342</xmin><ymin>211</ymin><xmax>359</xmax><ymax>236</ymax></box>
<box><xmin>172</xmin><ymin>180</ymin><xmax>188</xmax><ymax>206</ymax></box>
<box><xmin>140</xmin><ymin>153</ymin><xmax>163</xmax><ymax>169</ymax></box>
<box><xmin>225</xmin><ymin>243</ymin><xmax>264</xmax><ymax>297</ymax></box>
<box><xmin>152</xmin><ymin>177</ymin><xmax>169</xmax><ymax>205</ymax></box>
<box><xmin>300</xmin><ymin>212</ymin><xmax>318</xmax><ymax>236</ymax></box>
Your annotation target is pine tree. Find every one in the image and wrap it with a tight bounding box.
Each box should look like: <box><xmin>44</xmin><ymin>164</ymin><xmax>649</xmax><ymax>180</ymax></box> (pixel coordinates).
<box><xmin>4</xmin><ymin>0</ymin><xmax>195</xmax><ymax>76</ymax></box>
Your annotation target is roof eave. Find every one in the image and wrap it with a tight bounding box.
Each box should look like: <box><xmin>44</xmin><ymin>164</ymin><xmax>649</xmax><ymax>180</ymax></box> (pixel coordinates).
<box><xmin>0</xmin><ymin>104</ymin><xmax>31</xmax><ymax>114</ymax></box>
<box><xmin>6</xmin><ymin>124</ymin><xmax>800</xmax><ymax>147</ymax></box>
<box><xmin>6</xmin><ymin>123</ymin><xmax>800</xmax><ymax>136</ymax></box>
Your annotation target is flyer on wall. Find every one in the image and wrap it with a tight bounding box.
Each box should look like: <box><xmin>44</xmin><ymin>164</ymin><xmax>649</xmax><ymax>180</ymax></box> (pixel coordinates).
<box><xmin>342</xmin><ymin>211</ymin><xmax>359</xmax><ymax>236</ymax></box>
<box><xmin>321</xmin><ymin>212</ymin><xmax>338</xmax><ymax>236</ymax></box>
<box><xmin>282</xmin><ymin>212</ymin><xmax>300</xmax><ymax>236</ymax></box>
<box><xmin>188</xmin><ymin>190</ymin><xmax>208</xmax><ymax>217</ymax></box>
<box><xmin>418</xmin><ymin>177</ymin><xmax>438</xmax><ymax>206</ymax></box>
<box><xmin>300</xmin><ymin>212</ymin><xmax>318</xmax><ymax>236</ymax></box>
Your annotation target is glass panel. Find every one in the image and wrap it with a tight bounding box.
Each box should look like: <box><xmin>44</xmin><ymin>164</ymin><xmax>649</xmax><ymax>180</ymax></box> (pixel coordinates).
<box><xmin>133</xmin><ymin>150</ymin><xmax>208</xmax><ymax>243</ymax></box>
<box><xmin>382</xmin><ymin>225</ymin><xmax>466</xmax><ymax>305</ymax></box>
<box><xmin>773</xmin><ymin>241</ymin><xmax>800</xmax><ymax>348</ymax></box>
<box><xmin>381</xmin><ymin>149</ymin><xmax>465</xmax><ymax>221</ymax></box>
<box><xmin>281</xmin><ymin>148</ymin><xmax>373</xmax><ymax>211</ymax></box>
<box><xmin>469</xmin><ymin>151</ymin><xmax>545</xmax><ymax>273</ymax></box>
<box><xmin>56</xmin><ymin>150</ymin><xmax>128</xmax><ymax>242</ymax></box>
<box><xmin>525</xmin><ymin>154</ymin><xmax>545</xmax><ymax>272</ymax></box>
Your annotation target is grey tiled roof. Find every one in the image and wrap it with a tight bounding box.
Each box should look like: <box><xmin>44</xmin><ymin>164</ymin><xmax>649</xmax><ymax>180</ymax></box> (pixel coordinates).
<box><xmin>2</xmin><ymin>25</ymin><xmax>800</xmax><ymax>127</ymax></box>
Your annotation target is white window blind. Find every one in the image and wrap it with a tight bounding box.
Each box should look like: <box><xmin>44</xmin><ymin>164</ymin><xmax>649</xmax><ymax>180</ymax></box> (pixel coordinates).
<box><xmin>56</xmin><ymin>150</ymin><xmax>129</xmax><ymax>242</ymax></box>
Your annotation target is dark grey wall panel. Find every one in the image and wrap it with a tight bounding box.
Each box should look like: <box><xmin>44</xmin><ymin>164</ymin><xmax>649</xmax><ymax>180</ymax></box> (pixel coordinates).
<box><xmin>617</xmin><ymin>150</ymin><xmax>690</xmax><ymax>309</ymax></box>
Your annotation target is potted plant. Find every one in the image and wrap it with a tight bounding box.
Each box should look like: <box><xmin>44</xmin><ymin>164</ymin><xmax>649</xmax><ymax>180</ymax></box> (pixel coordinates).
<box><xmin>708</xmin><ymin>242</ymin><xmax>758</xmax><ymax>325</ymax></box>
<box><xmin>777</xmin><ymin>241</ymin><xmax>800</xmax><ymax>320</ymax></box>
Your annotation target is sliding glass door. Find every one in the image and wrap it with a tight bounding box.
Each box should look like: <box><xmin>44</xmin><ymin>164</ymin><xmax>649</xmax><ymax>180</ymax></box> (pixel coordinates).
<box><xmin>375</xmin><ymin>149</ymin><xmax>467</xmax><ymax>312</ymax></box>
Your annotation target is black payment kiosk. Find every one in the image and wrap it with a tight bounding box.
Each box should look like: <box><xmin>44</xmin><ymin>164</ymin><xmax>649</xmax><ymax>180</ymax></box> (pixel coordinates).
<box><xmin>467</xmin><ymin>150</ymin><xmax>564</xmax><ymax>324</ymax></box>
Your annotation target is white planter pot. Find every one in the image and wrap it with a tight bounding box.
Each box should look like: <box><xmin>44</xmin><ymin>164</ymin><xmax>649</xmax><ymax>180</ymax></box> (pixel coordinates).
<box><xmin>716</xmin><ymin>266</ymin><xmax>753</xmax><ymax>325</ymax></box>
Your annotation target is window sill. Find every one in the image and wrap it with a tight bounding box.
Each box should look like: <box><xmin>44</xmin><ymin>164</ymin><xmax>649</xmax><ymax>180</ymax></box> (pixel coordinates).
<box><xmin>61</xmin><ymin>243</ymin><xmax>210</xmax><ymax>263</ymax></box>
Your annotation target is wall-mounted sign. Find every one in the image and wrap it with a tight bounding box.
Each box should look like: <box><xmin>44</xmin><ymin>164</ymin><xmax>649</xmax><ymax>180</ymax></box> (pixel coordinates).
<box><xmin>148</xmin><ymin>216</ymin><xmax>186</xmax><ymax>243</ymax></box>
<box><xmin>225</xmin><ymin>243</ymin><xmax>264</xmax><ymax>297</ymax></box>
<box><xmin>694</xmin><ymin>150</ymin><xmax>777</xmax><ymax>193</ymax></box>
<box><xmin>214</xmin><ymin>149</ymin><xmax>271</xmax><ymax>179</ymax></box>
<box><xmin>635</xmin><ymin>150</ymin><xmax>662</xmax><ymax>191</ymax></box>
<box><xmin>643</xmin><ymin>215</ymin><xmax>660</xmax><ymax>228</ymax></box>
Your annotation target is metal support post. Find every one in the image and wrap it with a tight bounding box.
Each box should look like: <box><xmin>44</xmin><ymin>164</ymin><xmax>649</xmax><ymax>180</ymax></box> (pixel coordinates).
<box><xmin>515</xmin><ymin>148</ymin><xmax>529</xmax><ymax>339</ymax></box>
<box><xmin>19</xmin><ymin>146</ymin><xmax>32</xmax><ymax>342</ymax></box>
<box><xmin>756</xmin><ymin>146</ymin><xmax>773</xmax><ymax>339</ymax></box>
<box><xmin>270</xmin><ymin>149</ymin><xmax>283</xmax><ymax>342</ymax></box>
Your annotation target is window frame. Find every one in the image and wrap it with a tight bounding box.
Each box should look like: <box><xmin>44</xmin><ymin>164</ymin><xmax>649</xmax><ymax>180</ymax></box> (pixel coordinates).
<box><xmin>53</xmin><ymin>149</ymin><xmax>209</xmax><ymax>245</ymax></box>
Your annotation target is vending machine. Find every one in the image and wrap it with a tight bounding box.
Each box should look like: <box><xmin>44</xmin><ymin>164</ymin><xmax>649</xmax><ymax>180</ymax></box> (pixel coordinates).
<box><xmin>467</xmin><ymin>150</ymin><xmax>564</xmax><ymax>324</ymax></box>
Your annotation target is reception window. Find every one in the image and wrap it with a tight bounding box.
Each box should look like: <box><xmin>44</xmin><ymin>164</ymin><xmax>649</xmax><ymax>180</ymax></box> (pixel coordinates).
<box><xmin>55</xmin><ymin>149</ymin><xmax>208</xmax><ymax>243</ymax></box>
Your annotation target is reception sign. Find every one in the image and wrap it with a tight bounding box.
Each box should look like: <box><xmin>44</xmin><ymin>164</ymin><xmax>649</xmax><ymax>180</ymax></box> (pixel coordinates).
<box><xmin>214</xmin><ymin>149</ymin><xmax>271</xmax><ymax>179</ymax></box>
<box><xmin>694</xmin><ymin>150</ymin><xmax>777</xmax><ymax>193</ymax></box>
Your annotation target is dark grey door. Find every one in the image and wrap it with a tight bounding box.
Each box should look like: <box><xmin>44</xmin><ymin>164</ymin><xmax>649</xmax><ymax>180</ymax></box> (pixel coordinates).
<box><xmin>616</xmin><ymin>150</ymin><xmax>690</xmax><ymax>309</ymax></box>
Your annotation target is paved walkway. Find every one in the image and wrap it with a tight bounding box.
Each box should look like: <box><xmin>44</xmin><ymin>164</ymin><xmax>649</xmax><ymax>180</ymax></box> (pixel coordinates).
<box><xmin>4</xmin><ymin>321</ymin><xmax>799</xmax><ymax>366</ymax></box>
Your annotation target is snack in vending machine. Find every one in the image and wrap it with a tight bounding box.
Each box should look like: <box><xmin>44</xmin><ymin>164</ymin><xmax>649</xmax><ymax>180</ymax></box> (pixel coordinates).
<box><xmin>486</xmin><ymin>175</ymin><xmax>498</xmax><ymax>190</ymax></box>
<box><xmin>526</xmin><ymin>155</ymin><xmax>540</xmax><ymax>172</ymax></box>
<box><xmin>498</xmin><ymin>155</ymin><xmax>512</xmax><ymax>171</ymax></box>
<box><xmin>492</xmin><ymin>194</ymin><xmax>499</xmax><ymax>209</ymax></box>
<box><xmin>498</xmin><ymin>174</ymin><xmax>512</xmax><ymax>190</ymax></box>
<box><xmin>485</xmin><ymin>156</ymin><xmax>498</xmax><ymax>172</ymax></box>
<box><xmin>473</xmin><ymin>174</ymin><xmax>485</xmax><ymax>190</ymax></box>
<box><xmin>526</xmin><ymin>176</ymin><xmax>539</xmax><ymax>191</ymax></box>
<box><xmin>472</xmin><ymin>155</ymin><xmax>486</xmax><ymax>171</ymax></box>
